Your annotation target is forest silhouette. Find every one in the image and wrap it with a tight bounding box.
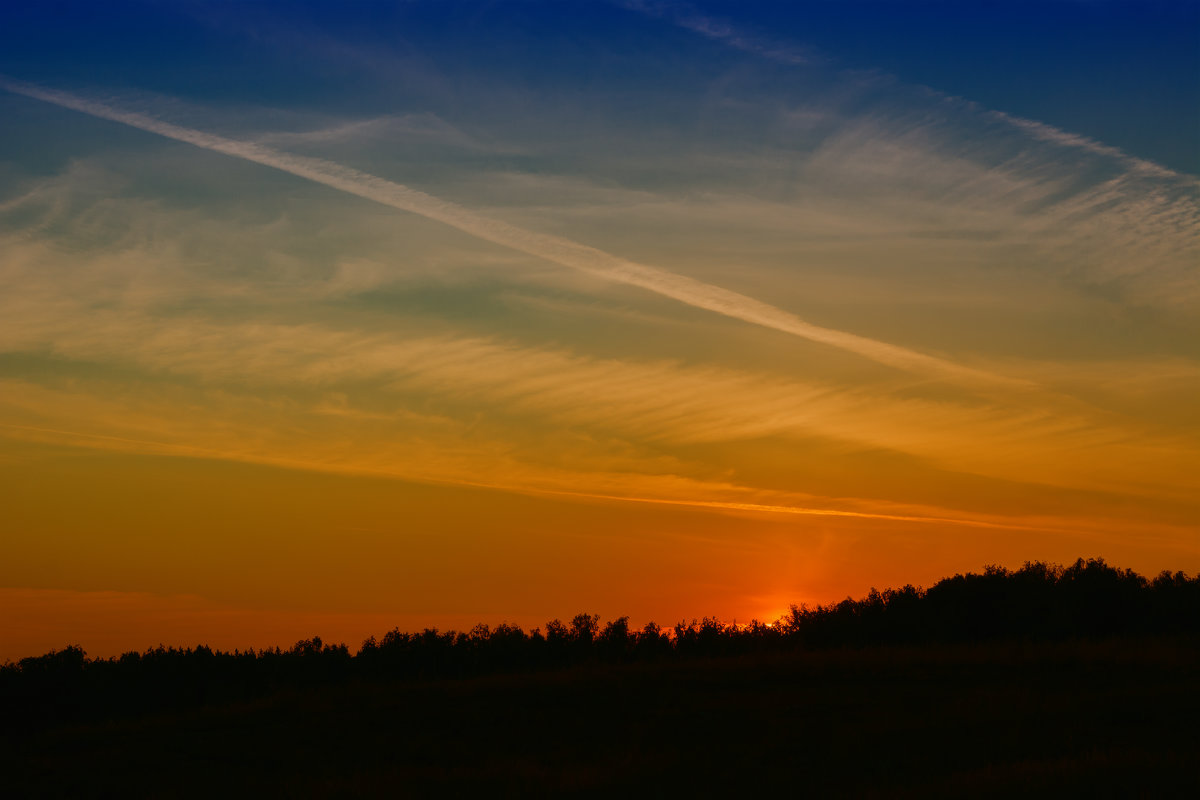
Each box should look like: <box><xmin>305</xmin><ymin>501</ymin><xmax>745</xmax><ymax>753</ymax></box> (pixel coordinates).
<box><xmin>5</xmin><ymin>557</ymin><xmax>1200</xmax><ymax>795</ymax></box>
<box><xmin>4</xmin><ymin>558</ymin><xmax>1198</xmax><ymax>722</ymax></box>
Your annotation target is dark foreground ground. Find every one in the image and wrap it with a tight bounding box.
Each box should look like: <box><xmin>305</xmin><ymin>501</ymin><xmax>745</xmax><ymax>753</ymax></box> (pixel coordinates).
<box><xmin>5</xmin><ymin>636</ymin><xmax>1198</xmax><ymax>798</ymax></box>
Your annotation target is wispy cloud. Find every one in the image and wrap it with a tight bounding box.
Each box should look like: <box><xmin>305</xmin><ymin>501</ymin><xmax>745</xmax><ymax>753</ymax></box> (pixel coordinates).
<box><xmin>617</xmin><ymin>0</ymin><xmax>1199</xmax><ymax>312</ymax></box>
<box><xmin>986</xmin><ymin>110</ymin><xmax>1190</xmax><ymax>183</ymax></box>
<box><xmin>1</xmin><ymin>155</ymin><xmax>1195</xmax><ymax>506</ymax></box>
<box><xmin>253</xmin><ymin>111</ymin><xmax>502</xmax><ymax>153</ymax></box>
<box><xmin>4</xmin><ymin>376</ymin><xmax>1183</xmax><ymax>540</ymax></box>
<box><xmin>619</xmin><ymin>0</ymin><xmax>817</xmax><ymax>65</ymax></box>
<box><xmin>625</xmin><ymin>0</ymin><xmax>1190</xmax><ymax>184</ymax></box>
<box><xmin>1</xmin><ymin>257</ymin><xmax>1195</xmax><ymax>502</ymax></box>
<box><xmin>0</xmin><ymin>77</ymin><xmax>1022</xmax><ymax>390</ymax></box>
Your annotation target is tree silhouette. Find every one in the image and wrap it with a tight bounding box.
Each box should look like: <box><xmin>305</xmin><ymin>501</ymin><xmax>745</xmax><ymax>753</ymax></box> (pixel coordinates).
<box><xmin>3</xmin><ymin>558</ymin><xmax>1198</xmax><ymax>730</ymax></box>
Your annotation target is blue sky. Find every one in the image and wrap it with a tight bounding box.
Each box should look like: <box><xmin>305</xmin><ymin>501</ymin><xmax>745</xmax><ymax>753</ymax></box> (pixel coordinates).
<box><xmin>3</xmin><ymin>2</ymin><xmax>1196</xmax><ymax>172</ymax></box>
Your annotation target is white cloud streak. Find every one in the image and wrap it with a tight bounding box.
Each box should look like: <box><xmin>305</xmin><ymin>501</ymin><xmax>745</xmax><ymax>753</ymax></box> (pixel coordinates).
<box><xmin>625</xmin><ymin>2</ymin><xmax>1193</xmax><ymax>184</ymax></box>
<box><xmin>0</xmin><ymin>77</ymin><xmax>1021</xmax><ymax>390</ymax></box>
<box><xmin>987</xmin><ymin>110</ymin><xmax>1193</xmax><ymax>183</ymax></box>
<box><xmin>620</xmin><ymin>0</ymin><xmax>815</xmax><ymax>65</ymax></box>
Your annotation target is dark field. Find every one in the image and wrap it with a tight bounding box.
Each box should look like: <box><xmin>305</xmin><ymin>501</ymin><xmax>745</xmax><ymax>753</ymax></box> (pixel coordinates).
<box><xmin>6</xmin><ymin>636</ymin><xmax>1199</xmax><ymax>798</ymax></box>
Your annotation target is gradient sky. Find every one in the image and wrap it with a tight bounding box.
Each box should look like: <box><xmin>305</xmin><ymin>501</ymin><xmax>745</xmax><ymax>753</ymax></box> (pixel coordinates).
<box><xmin>2</xmin><ymin>0</ymin><xmax>1198</xmax><ymax>661</ymax></box>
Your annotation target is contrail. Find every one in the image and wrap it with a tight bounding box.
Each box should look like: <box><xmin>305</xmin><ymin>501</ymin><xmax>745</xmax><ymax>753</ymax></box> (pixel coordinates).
<box><xmin>2</xmin><ymin>77</ymin><xmax>1022</xmax><ymax>388</ymax></box>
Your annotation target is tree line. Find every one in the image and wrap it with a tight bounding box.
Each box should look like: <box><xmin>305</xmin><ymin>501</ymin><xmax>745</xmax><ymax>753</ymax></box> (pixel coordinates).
<box><xmin>4</xmin><ymin>558</ymin><xmax>1198</xmax><ymax>729</ymax></box>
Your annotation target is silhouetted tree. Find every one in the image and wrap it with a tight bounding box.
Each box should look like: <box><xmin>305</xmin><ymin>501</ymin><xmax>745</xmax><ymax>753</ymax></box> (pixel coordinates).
<box><xmin>4</xmin><ymin>559</ymin><xmax>1197</xmax><ymax>730</ymax></box>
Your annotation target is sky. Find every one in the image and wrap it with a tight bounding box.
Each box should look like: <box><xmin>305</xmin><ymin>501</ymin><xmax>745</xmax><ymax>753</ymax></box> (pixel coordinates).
<box><xmin>2</xmin><ymin>0</ymin><xmax>1198</xmax><ymax>660</ymax></box>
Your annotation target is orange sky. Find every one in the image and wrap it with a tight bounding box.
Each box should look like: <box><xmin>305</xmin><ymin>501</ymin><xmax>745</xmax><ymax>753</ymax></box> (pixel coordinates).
<box><xmin>4</xmin><ymin>442</ymin><xmax>1196</xmax><ymax>660</ymax></box>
